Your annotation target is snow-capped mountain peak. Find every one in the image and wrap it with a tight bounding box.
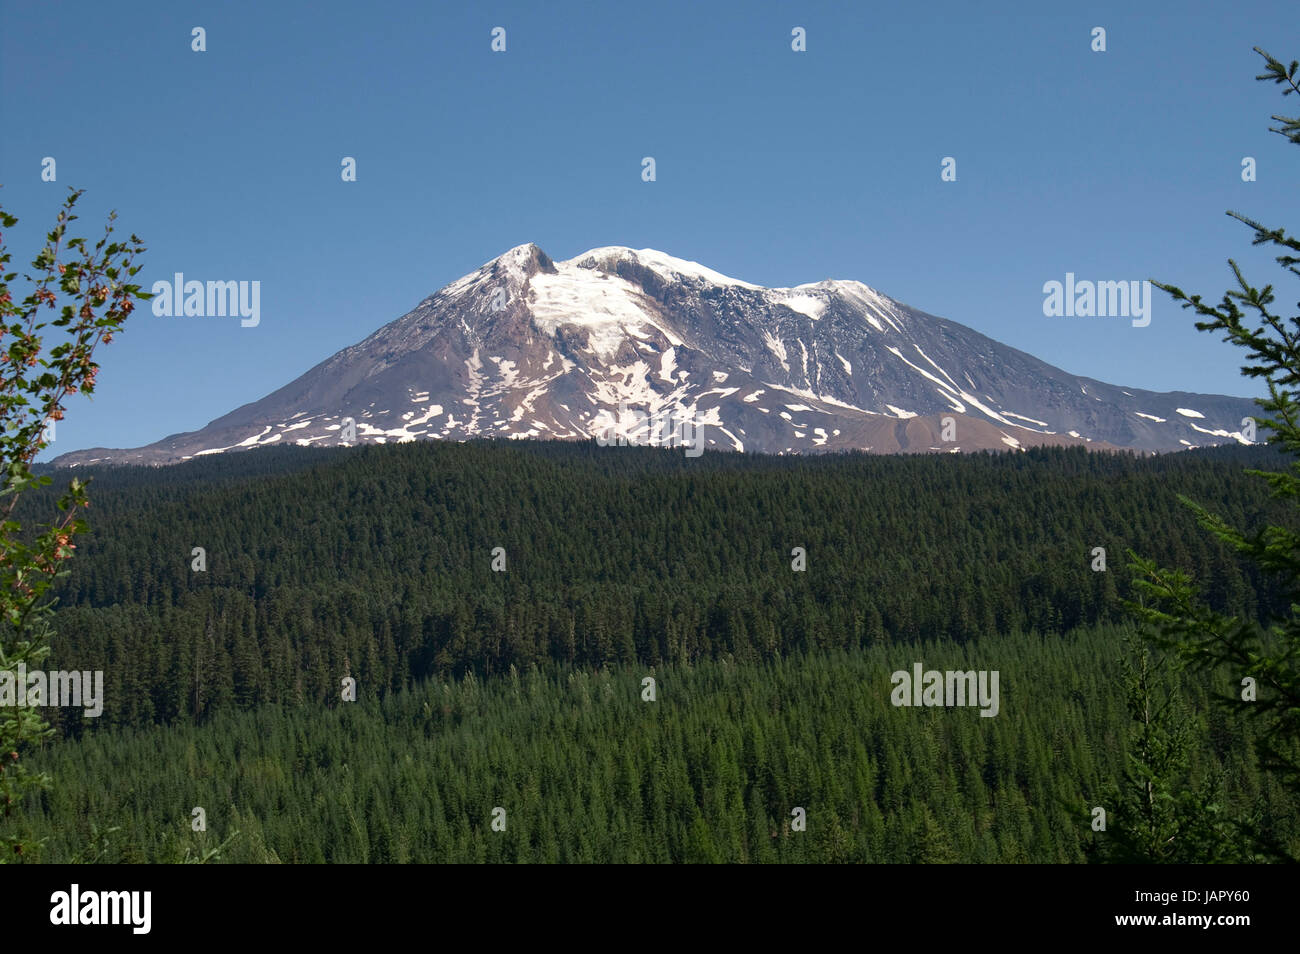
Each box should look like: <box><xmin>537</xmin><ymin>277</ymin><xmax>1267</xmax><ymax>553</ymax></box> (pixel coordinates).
<box><xmin>54</xmin><ymin>243</ymin><xmax>1258</xmax><ymax>467</ymax></box>
<box><xmin>569</xmin><ymin>247</ymin><xmax>763</xmax><ymax>290</ymax></box>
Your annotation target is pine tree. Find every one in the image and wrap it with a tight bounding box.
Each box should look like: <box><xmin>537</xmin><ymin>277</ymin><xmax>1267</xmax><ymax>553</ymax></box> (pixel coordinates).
<box><xmin>1130</xmin><ymin>47</ymin><xmax>1300</xmax><ymax>861</ymax></box>
<box><xmin>1097</xmin><ymin>636</ymin><xmax>1239</xmax><ymax>862</ymax></box>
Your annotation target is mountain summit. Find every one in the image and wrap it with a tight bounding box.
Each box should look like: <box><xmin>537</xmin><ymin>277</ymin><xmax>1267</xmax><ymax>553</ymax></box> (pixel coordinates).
<box><xmin>55</xmin><ymin>245</ymin><xmax>1257</xmax><ymax>466</ymax></box>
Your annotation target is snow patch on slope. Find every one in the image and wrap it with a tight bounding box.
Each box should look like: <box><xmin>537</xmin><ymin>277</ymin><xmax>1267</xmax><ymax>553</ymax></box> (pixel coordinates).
<box><xmin>763</xmin><ymin>331</ymin><xmax>790</xmax><ymax>372</ymax></box>
<box><xmin>780</xmin><ymin>294</ymin><xmax>826</xmax><ymax>320</ymax></box>
<box><xmin>529</xmin><ymin>269</ymin><xmax>667</xmax><ymax>360</ymax></box>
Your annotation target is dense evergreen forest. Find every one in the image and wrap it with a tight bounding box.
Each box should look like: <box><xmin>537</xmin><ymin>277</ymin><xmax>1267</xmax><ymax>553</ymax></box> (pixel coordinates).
<box><xmin>22</xmin><ymin>629</ymin><xmax>1299</xmax><ymax>863</ymax></box>
<box><xmin>12</xmin><ymin>440</ymin><xmax>1300</xmax><ymax>862</ymax></box>
<box><xmin>20</xmin><ymin>441</ymin><xmax>1293</xmax><ymax>731</ymax></box>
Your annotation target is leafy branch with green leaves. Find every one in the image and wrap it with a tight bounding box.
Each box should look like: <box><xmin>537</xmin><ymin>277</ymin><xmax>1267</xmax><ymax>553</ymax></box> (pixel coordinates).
<box><xmin>0</xmin><ymin>187</ymin><xmax>150</xmax><ymax>859</ymax></box>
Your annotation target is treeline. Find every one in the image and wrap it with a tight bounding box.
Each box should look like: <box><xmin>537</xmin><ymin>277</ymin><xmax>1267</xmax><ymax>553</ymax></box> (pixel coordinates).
<box><xmin>24</xmin><ymin>440</ymin><xmax>1295</xmax><ymax>732</ymax></box>
<box><xmin>20</xmin><ymin>627</ymin><xmax>1297</xmax><ymax>863</ymax></box>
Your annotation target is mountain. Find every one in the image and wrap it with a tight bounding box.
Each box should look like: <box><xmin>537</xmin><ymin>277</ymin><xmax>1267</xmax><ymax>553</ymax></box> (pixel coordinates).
<box><xmin>54</xmin><ymin>243</ymin><xmax>1258</xmax><ymax>466</ymax></box>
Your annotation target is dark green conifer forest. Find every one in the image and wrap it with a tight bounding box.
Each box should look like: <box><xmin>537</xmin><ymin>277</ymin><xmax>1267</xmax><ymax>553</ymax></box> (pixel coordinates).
<box><xmin>12</xmin><ymin>440</ymin><xmax>1300</xmax><ymax>862</ymax></box>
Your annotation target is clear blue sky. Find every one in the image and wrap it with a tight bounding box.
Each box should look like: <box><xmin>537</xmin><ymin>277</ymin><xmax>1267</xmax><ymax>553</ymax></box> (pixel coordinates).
<box><xmin>2</xmin><ymin>0</ymin><xmax>1297</xmax><ymax>459</ymax></box>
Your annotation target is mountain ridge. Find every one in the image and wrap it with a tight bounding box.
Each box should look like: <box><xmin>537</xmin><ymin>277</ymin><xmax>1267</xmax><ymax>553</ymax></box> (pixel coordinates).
<box><xmin>53</xmin><ymin>243</ymin><xmax>1258</xmax><ymax>467</ymax></box>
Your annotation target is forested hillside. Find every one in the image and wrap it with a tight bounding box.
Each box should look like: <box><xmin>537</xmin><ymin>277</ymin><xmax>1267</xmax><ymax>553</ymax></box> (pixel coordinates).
<box><xmin>22</xmin><ymin>629</ymin><xmax>1300</xmax><ymax>863</ymax></box>
<box><xmin>13</xmin><ymin>441</ymin><xmax>1299</xmax><ymax>862</ymax></box>
<box><xmin>23</xmin><ymin>441</ymin><xmax>1292</xmax><ymax>733</ymax></box>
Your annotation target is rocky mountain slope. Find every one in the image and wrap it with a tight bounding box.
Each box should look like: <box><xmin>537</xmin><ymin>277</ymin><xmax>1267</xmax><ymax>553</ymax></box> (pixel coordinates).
<box><xmin>54</xmin><ymin>244</ymin><xmax>1257</xmax><ymax>466</ymax></box>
